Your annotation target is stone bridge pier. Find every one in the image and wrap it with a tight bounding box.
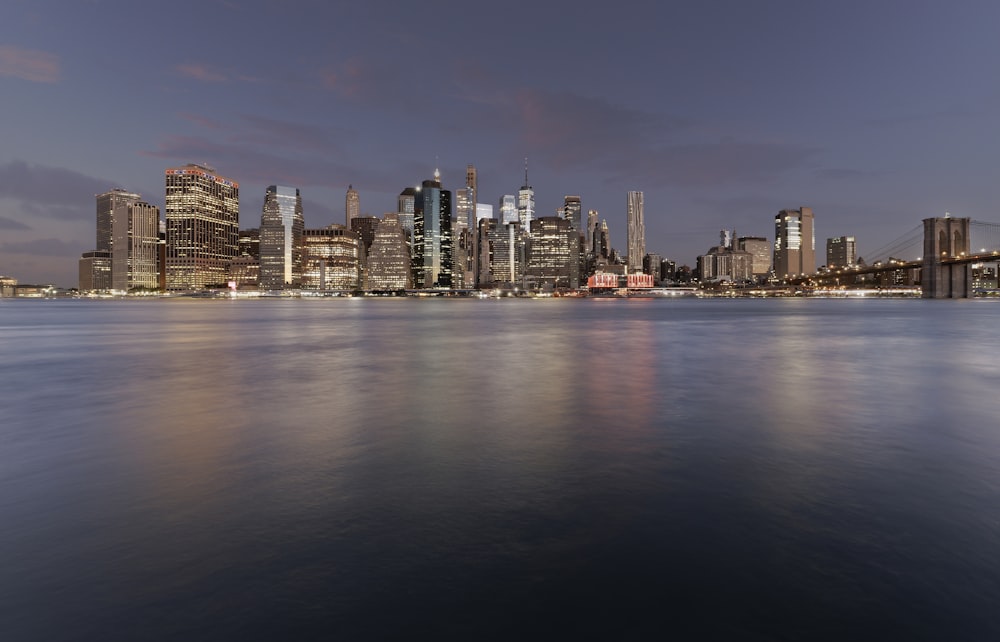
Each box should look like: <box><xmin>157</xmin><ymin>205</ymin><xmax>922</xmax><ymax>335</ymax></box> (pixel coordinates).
<box><xmin>922</xmin><ymin>216</ymin><xmax>971</xmax><ymax>298</ymax></box>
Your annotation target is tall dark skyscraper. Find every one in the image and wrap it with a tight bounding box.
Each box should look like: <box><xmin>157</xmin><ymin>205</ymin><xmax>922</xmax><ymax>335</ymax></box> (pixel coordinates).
<box><xmin>465</xmin><ymin>164</ymin><xmax>478</xmax><ymax>231</ymax></box>
<box><xmin>413</xmin><ymin>169</ymin><xmax>453</xmax><ymax>288</ymax></box>
<box><xmin>259</xmin><ymin>185</ymin><xmax>304</xmax><ymax>290</ymax></box>
<box><xmin>774</xmin><ymin>207</ymin><xmax>816</xmax><ymax>277</ymax></box>
<box><xmin>562</xmin><ymin>195</ymin><xmax>582</xmax><ymax>235</ymax></box>
<box><xmin>165</xmin><ymin>164</ymin><xmax>239</xmax><ymax>290</ymax></box>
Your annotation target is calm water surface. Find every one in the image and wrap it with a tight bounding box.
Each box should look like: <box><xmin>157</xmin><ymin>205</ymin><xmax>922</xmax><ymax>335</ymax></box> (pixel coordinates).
<box><xmin>2</xmin><ymin>298</ymin><xmax>999</xmax><ymax>640</ymax></box>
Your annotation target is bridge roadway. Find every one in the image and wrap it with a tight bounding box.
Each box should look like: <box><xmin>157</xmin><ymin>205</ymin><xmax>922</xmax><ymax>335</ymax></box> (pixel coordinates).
<box><xmin>791</xmin><ymin>249</ymin><xmax>1000</xmax><ymax>286</ymax></box>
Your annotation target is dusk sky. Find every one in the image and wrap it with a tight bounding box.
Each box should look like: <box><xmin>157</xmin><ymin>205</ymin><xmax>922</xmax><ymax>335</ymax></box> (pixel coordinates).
<box><xmin>2</xmin><ymin>0</ymin><xmax>999</xmax><ymax>287</ymax></box>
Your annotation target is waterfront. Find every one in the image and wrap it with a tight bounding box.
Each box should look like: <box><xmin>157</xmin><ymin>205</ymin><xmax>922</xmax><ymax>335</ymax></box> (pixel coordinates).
<box><xmin>2</xmin><ymin>298</ymin><xmax>999</xmax><ymax>640</ymax></box>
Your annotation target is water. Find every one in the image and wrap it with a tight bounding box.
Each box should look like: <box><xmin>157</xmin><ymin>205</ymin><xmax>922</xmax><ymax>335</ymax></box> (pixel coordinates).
<box><xmin>2</xmin><ymin>298</ymin><xmax>999</xmax><ymax>640</ymax></box>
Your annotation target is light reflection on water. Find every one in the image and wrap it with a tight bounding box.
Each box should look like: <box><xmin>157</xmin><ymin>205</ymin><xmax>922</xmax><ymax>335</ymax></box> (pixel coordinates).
<box><xmin>1</xmin><ymin>298</ymin><xmax>1000</xmax><ymax>640</ymax></box>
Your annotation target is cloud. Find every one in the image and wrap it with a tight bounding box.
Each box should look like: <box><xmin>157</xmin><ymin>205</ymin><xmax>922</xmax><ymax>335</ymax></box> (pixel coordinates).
<box><xmin>0</xmin><ymin>215</ymin><xmax>30</xmax><ymax>230</ymax></box>
<box><xmin>0</xmin><ymin>237</ymin><xmax>83</xmax><ymax>257</ymax></box>
<box><xmin>175</xmin><ymin>63</ymin><xmax>228</xmax><ymax>82</ymax></box>
<box><xmin>0</xmin><ymin>161</ymin><xmax>114</xmax><ymax>208</ymax></box>
<box><xmin>0</xmin><ymin>44</ymin><xmax>59</xmax><ymax>83</ymax></box>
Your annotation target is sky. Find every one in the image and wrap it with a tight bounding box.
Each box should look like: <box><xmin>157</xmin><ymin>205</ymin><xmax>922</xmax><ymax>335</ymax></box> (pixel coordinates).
<box><xmin>2</xmin><ymin>0</ymin><xmax>1000</xmax><ymax>287</ymax></box>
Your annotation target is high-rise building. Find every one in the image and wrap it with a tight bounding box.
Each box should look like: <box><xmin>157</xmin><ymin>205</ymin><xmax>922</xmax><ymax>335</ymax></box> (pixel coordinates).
<box><xmin>112</xmin><ymin>200</ymin><xmax>160</xmax><ymax>292</ymax></box>
<box><xmin>586</xmin><ymin>209</ymin><xmax>599</xmax><ymax>252</ymax></box>
<box><xmin>517</xmin><ymin>163</ymin><xmax>535</xmax><ymax>232</ymax></box>
<box><xmin>95</xmin><ymin>188</ymin><xmax>141</xmax><ymax>254</ymax></box>
<box><xmin>699</xmin><ymin>230</ymin><xmax>754</xmax><ymax>282</ymax></box>
<box><xmin>476</xmin><ymin>203</ymin><xmax>493</xmax><ymax>222</ymax></box>
<box><xmin>594</xmin><ymin>219</ymin><xmax>611</xmax><ymax>262</ymax></box>
<box><xmin>737</xmin><ymin>236</ymin><xmax>771</xmax><ymax>278</ymax></box>
<box><xmin>302</xmin><ymin>225</ymin><xmax>360</xmax><ymax>291</ymax></box>
<box><xmin>774</xmin><ymin>207</ymin><xmax>816</xmax><ymax>277</ymax></box>
<box><xmin>465</xmin><ymin>164</ymin><xmax>478</xmax><ymax>231</ymax></box>
<box><xmin>259</xmin><ymin>185</ymin><xmax>304</xmax><ymax>290</ymax></box>
<box><xmin>165</xmin><ymin>164</ymin><xmax>239</xmax><ymax>290</ymax></box>
<box><xmin>239</xmin><ymin>228</ymin><xmax>260</xmax><ymax>259</ymax></box>
<box><xmin>367</xmin><ymin>213</ymin><xmax>411</xmax><ymax>291</ymax></box>
<box><xmin>412</xmin><ymin>169</ymin><xmax>453</xmax><ymax>288</ymax></box>
<box><xmin>562</xmin><ymin>196</ymin><xmax>582</xmax><ymax>235</ymax></box>
<box><xmin>627</xmin><ymin>191</ymin><xmax>645</xmax><ymax>271</ymax></box>
<box><xmin>481</xmin><ymin>220</ymin><xmax>525</xmax><ymax>287</ymax></box>
<box><xmin>525</xmin><ymin>216</ymin><xmax>580</xmax><ymax>290</ymax></box>
<box><xmin>499</xmin><ymin>194</ymin><xmax>518</xmax><ymax>224</ymax></box>
<box><xmin>79</xmin><ymin>251</ymin><xmax>112</xmax><ymax>292</ymax></box>
<box><xmin>826</xmin><ymin>235</ymin><xmax>857</xmax><ymax>269</ymax></box>
<box><xmin>345</xmin><ymin>184</ymin><xmax>360</xmax><ymax>227</ymax></box>
<box><xmin>455</xmin><ymin>188</ymin><xmax>474</xmax><ymax>236</ymax></box>
<box><xmin>397</xmin><ymin>187</ymin><xmax>416</xmax><ymax>242</ymax></box>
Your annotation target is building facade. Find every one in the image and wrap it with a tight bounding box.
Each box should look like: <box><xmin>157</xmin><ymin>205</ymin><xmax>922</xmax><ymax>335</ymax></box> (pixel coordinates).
<box><xmin>112</xmin><ymin>200</ymin><xmax>160</xmax><ymax>292</ymax></box>
<box><xmin>302</xmin><ymin>225</ymin><xmax>360</xmax><ymax>291</ymax></box>
<box><xmin>737</xmin><ymin>236</ymin><xmax>771</xmax><ymax>278</ymax></box>
<box><xmin>626</xmin><ymin>191</ymin><xmax>645</xmax><ymax>271</ymax></box>
<box><xmin>96</xmin><ymin>188</ymin><xmax>141</xmax><ymax>254</ymax></box>
<box><xmin>525</xmin><ymin>216</ymin><xmax>580</xmax><ymax>290</ymax></box>
<box><xmin>259</xmin><ymin>185</ymin><xmax>304</xmax><ymax>290</ymax></box>
<box><xmin>774</xmin><ymin>207</ymin><xmax>815</xmax><ymax>278</ymax></box>
<box><xmin>165</xmin><ymin>164</ymin><xmax>240</xmax><ymax>290</ymax></box>
<box><xmin>79</xmin><ymin>251</ymin><xmax>112</xmax><ymax>292</ymax></box>
<box><xmin>412</xmin><ymin>170</ymin><xmax>453</xmax><ymax>288</ymax></box>
<box><xmin>826</xmin><ymin>235</ymin><xmax>857</xmax><ymax>269</ymax></box>
<box><xmin>366</xmin><ymin>213</ymin><xmax>411</xmax><ymax>291</ymax></box>
<box><xmin>562</xmin><ymin>195</ymin><xmax>582</xmax><ymax>235</ymax></box>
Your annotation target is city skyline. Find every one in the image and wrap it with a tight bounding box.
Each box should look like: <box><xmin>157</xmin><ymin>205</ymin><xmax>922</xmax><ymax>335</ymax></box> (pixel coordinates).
<box><xmin>3</xmin><ymin>1</ymin><xmax>1000</xmax><ymax>287</ymax></box>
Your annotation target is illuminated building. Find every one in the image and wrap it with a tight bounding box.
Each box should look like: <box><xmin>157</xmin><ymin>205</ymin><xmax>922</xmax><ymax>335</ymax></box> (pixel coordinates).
<box><xmin>517</xmin><ymin>162</ymin><xmax>535</xmax><ymax>232</ymax></box>
<box><xmin>737</xmin><ymin>236</ymin><xmax>771</xmax><ymax>278</ymax></box>
<box><xmin>351</xmin><ymin>215</ymin><xmax>381</xmax><ymax>259</ymax></box>
<box><xmin>465</xmin><ymin>164</ymin><xmax>478</xmax><ymax>230</ymax></box>
<box><xmin>627</xmin><ymin>191</ymin><xmax>645</xmax><ymax>271</ymax></box>
<box><xmin>525</xmin><ymin>216</ymin><xmax>579</xmax><ymax>290</ymax></box>
<box><xmin>78</xmin><ymin>251</ymin><xmax>111</xmax><ymax>292</ymax></box>
<box><xmin>302</xmin><ymin>225</ymin><xmax>360</xmax><ymax>291</ymax></box>
<box><xmin>164</xmin><ymin>164</ymin><xmax>239</xmax><ymax>290</ymax></box>
<box><xmin>456</xmin><ymin>187</ymin><xmax>473</xmax><ymax>237</ymax></box>
<box><xmin>774</xmin><ymin>207</ymin><xmax>815</xmax><ymax>277</ymax></box>
<box><xmin>366</xmin><ymin>213</ymin><xmax>411</xmax><ymax>291</ymax></box>
<box><xmin>643</xmin><ymin>253</ymin><xmax>662</xmax><ymax>280</ymax></box>
<box><xmin>826</xmin><ymin>235</ymin><xmax>857</xmax><ymax>269</ymax></box>
<box><xmin>345</xmin><ymin>184</ymin><xmax>360</xmax><ymax>226</ymax></box>
<box><xmin>412</xmin><ymin>170</ymin><xmax>453</xmax><ymax>288</ymax></box>
<box><xmin>499</xmin><ymin>194</ymin><xmax>517</xmax><ymax>224</ymax></box>
<box><xmin>698</xmin><ymin>230</ymin><xmax>753</xmax><ymax>282</ymax></box>
<box><xmin>476</xmin><ymin>203</ymin><xmax>493</xmax><ymax>222</ymax></box>
<box><xmin>259</xmin><ymin>185</ymin><xmax>304</xmax><ymax>290</ymax></box>
<box><xmin>397</xmin><ymin>187</ymin><xmax>415</xmax><ymax>242</ymax></box>
<box><xmin>112</xmin><ymin>200</ymin><xmax>160</xmax><ymax>292</ymax></box>
<box><xmin>593</xmin><ymin>219</ymin><xmax>611</xmax><ymax>262</ymax></box>
<box><xmin>479</xmin><ymin>220</ymin><xmax>525</xmax><ymax>287</ymax></box>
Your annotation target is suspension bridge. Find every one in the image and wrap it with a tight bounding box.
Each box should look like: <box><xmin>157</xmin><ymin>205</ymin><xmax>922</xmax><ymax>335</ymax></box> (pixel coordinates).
<box><xmin>798</xmin><ymin>217</ymin><xmax>1000</xmax><ymax>298</ymax></box>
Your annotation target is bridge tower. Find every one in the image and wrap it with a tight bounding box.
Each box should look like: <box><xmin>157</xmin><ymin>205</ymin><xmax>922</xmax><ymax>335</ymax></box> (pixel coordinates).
<box><xmin>922</xmin><ymin>216</ymin><xmax>971</xmax><ymax>298</ymax></box>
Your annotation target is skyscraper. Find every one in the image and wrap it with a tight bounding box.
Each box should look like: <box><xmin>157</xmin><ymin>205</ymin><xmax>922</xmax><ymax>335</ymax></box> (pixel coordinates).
<box><xmin>517</xmin><ymin>161</ymin><xmax>535</xmax><ymax>232</ymax></box>
<box><xmin>412</xmin><ymin>169</ymin><xmax>453</xmax><ymax>288</ymax></box>
<box><xmin>525</xmin><ymin>216</ymin><xmax>580</xmax><ymax>290</ymax></box>
<box><xmin>345</xmin><ymin>184</ymin><xmax>360</xmax><ymax>226</ymax></box>
<box><xmin>259</xmin><ymin>185</ymin><xmax>304</xmax><ymax>290</ymax></box>
<box><xmin>302</xmin><ymin>225</ymin><xmax>360</xmax><ymax>291</ymax></box>
<box><xmin>587</xmin><ymin>209</ymin><xmax>599</xmax><ymax>252</ymax></box>
<box><xmin>562</xmin><ymin>196</ymin><xmax>582</xmax><ymax>235</ymax></box>
<box><xmin>626</xmin><ymin>191</ymin><xmax>645</xmax><ymax>271</ymax></box>
<box><xmin>465</xmin><ymin>164</ymin><xmax>478</xmax><ymax>231</ymax></box>
<box><xmin>112</xmin><ymin>200</ymin><xmax>160</xmax><ymax>292</ymax></box>
<box><xmin>397</xmin><ymin>187</ymin><xmax>416</xmax><ymax>242</ymax></box>
<box><xmin>737</xmin><ymin>236</ymin><xmax>771</xmax><ymax>278</ymax></box>
<box><xmin>96</xmin><ymin>188</ymin><xmax>140</xmax><ymax>254</ymax></box>
<box><xmin>826</xmin><ymin>235</ymin><xmax>856</xmax><ymax>269</ymax></box>
<box><xmin>774</xmin><ymin>207</ymin><xmax>816</xmax><ymax>277</ymax></box>
<box><xmin>165</xmin><ymin>164</ymin><xmax>239</xmax><ymax>290</ymax></box>
<box><xmin>366</xmin><ymin>213</ymin><xmax>411</xmax><ymax>291</ymax></box>
<box><xmin>499</xmin><ymin>194</ymin><xmax>518</xmax><ymax>224</ymax></box>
